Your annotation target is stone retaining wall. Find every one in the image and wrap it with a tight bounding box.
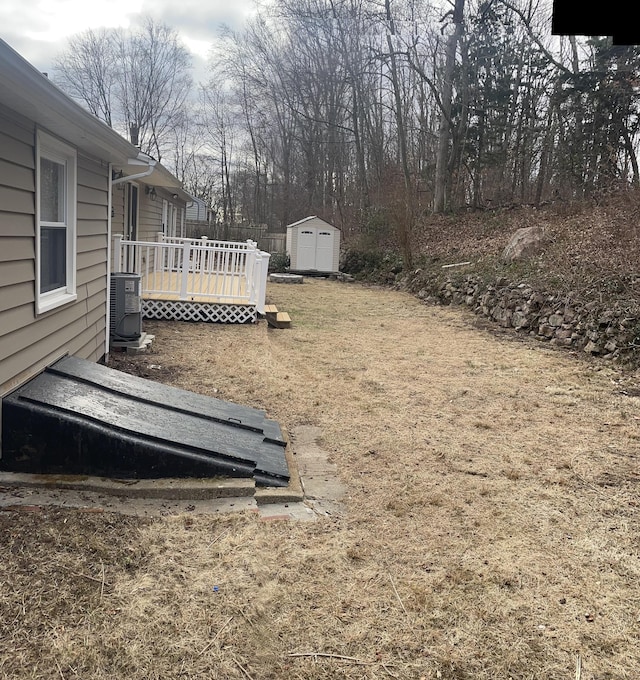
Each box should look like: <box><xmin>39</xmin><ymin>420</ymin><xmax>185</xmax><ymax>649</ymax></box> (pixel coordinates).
<box><xmin>407</xmin><ymin>273</ymin><xmax>640</xmax><ymax>363</ymax></box>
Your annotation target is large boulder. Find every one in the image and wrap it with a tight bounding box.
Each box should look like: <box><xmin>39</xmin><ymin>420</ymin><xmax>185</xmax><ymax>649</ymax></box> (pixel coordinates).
<box><xmin>501</xmin><ymin>226</ymin><xmax>545</xmax><ymax>263</ymax></box>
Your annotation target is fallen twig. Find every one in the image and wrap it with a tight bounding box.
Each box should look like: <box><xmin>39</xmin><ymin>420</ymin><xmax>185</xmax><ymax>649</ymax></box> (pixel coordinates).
<box><xmin>575</xmin><ymin>654</ymin><xmax>582</xmax><ymax>680</ymax></box>
<box><xmin>59</xmin><ymin>566</ymin><xmax>111</xmax><ymax>588</ymax></box>
<box><xmin>289</xmin><ymin>652</ymin><xmax>375</xmax><ymax>665</ymax></box>
<box><xmin>196</xmin><ymin>616</ymin><xmax>233</xmax><ymax>658</ymax></box>
<box><xmin>99</xmin><ymin>560</ymin><xmax>105</xmax><ymax>602</ymax></box>
<box><xmin>233</xmin><ymin>656</ymin><xmax>256</xmax><ymax>680</ymax></box>
<box><xmin>388</xmin><ymin>573</ymin><xmax>408</xmax><ymax>615</ymax></box>
<box><xmin>441</xmin><ymin>261</ymin><xmax>472</xmax><ymax>269</ymax></box>
<box><xmin>207</xmin><ymin>529</ymin><xmax>230</xmax><ymax>548</ymax></box>
<box><xmin>382</xmin><ymin>663</ymin><xmax>400</xmax><ymax>679</ymax></box>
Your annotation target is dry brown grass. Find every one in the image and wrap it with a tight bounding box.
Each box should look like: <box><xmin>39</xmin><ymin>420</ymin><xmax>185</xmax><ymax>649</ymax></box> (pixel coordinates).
<box><xmin>2</xmin><ymin>278</ymin><xmax>640</xmax><ymax>679</ymax></box>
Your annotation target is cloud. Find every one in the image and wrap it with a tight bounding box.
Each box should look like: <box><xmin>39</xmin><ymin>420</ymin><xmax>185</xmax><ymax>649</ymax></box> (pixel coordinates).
<box><xmin>1</xmin><ymin>0</ymin><xmax>257</xmax><ymax>86</ymax></box>
<box><xmin>26</xmin><ymin>0</ymin><xmax>143</xmax><ymax>41</ymax></box>
<box><xmin>135</xmin><ymin>0</ymin><xmax>258</xmax><ymax>84</ymax></box>
<box><xmin>2</xmin><ymin>32</ymin><xmax>59</xmax><ymax>74</ymax></box>
<box><xmin>1</xmin><ymin>0</ymin><xmax>143</xmax><ymax>72</ymax></box>
<box><xmin>139</xmin><ymin>0</ymin><xmax>255</xmax><ymax>41</ymax></box>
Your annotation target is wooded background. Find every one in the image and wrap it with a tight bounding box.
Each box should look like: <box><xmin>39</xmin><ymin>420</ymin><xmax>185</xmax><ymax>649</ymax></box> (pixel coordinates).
<box><xmin>54</xmin><ymin>0</ymin><xmax>640</xmax><ymax>262</ymax></box>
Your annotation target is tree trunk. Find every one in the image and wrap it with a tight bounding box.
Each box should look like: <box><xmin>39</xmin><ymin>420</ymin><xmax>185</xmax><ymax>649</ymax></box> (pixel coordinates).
<box><xmin>434</xmin><ymin>0</ymin><xmax>465</xmax><ymax>213</ymax></box>
<box><xmin>385</xmin><ymin>0</ymin><xmax>413</xmax><ymax>268</ymax></box>
<box><xmin>535</xmin><ymin>92</ymin><xmax>558</xmax><ymax>206</ymax></box>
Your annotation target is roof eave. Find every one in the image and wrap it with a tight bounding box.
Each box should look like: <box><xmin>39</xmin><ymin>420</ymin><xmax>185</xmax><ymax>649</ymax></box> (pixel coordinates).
<box><xmin>0</xmin><ymin>39</ymin><xmax>137</xmax><ymax>166</ymax></box>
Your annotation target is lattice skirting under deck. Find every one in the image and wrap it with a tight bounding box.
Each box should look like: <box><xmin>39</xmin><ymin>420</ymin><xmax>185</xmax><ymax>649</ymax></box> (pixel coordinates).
<box><xmin>143</xmin><ymin>300</ymin><xmax>257</xmax><ymax>324</ymax></box>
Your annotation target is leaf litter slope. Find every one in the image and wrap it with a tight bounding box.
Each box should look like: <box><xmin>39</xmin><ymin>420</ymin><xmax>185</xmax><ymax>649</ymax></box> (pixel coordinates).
<box><xmin>1</xmin><ymin>279</ymin><xmax>639</xmax><ymax>679</ymax></box>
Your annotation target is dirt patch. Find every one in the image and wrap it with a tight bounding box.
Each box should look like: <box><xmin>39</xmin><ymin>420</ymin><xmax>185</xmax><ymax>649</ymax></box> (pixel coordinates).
<box><xmin>2</xmin><ymin>278</ymin><xmax>640</xmax><ymax>679</ymax></box>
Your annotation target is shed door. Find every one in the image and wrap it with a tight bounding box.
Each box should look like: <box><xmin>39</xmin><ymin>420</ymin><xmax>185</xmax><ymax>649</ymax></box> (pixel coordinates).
<box><xmin>297</xmin><ymin>229</ymin><xmax>317</xmax><ymax>270</ymax></box>
<box><xmin>316</xmin><ymin>230</ymin><xmax>334</xmax><ymax>271</ymax></box>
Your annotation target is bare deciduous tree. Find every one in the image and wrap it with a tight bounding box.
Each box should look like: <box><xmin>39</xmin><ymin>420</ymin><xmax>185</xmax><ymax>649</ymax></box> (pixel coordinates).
<box><xmin>433</xmin><ymin>0</ymin><xmax>465</xmax><ymax>213</ymax></box>
<box><xmin>55</xmin><ymin>0</ymin><xmax>640</xmax><ymax>248</ymax></box>
<box><xmin>54</xmin><ymin>28</ymin><xmax>117</xmax><ymax>126</ymax></box>
<box><xmin>116</xmin><ymin>18</ymin><xmax>192</xmax><ymax>161</ymax></box>
<box><xmin>54</xmin><ymin>17</ymin><xmax>192</xmax><ymax>162</ymax></box>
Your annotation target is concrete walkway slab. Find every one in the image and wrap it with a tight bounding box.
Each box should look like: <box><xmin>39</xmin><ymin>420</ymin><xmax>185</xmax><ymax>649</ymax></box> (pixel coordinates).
<box><xmin>288</xmin><ymin>425</ymin><xmax>347</xmax><ymax>516</ymax></box>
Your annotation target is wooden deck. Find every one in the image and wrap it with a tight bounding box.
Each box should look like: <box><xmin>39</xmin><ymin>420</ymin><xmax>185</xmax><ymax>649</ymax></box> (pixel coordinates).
<box><xmin>140</xmin><ymin>270</ymin><xmax>257</xmax><ymax>324</ymax></box>
<box><xmin>114</xmin><ymin>236</ymin><xmax>270</xmax><ymax>323</ymax></box>
<box><xmin>142</xmin><ymin>271</ymin><xmax>249</xmax><ymax>305</ymax></box>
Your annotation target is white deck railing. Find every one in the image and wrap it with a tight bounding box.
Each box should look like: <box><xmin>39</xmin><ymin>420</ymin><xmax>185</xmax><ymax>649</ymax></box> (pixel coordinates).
<box><xmin>113</xmin><ymin>234</ymin><xmax>270</xmax><ymax>314</ymax></box>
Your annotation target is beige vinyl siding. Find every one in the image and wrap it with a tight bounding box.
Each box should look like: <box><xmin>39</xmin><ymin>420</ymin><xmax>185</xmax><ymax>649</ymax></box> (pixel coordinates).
<box><xmin>0</xmin><ymin>185</ymin><xmax>34</xmax><ymax>214</ymax></box>
<box><xmin>111</xmin><ymin>184</ymin><xmax>187</xmax><ymax>240</ymax></box>
<box><xmin>0</xmin><ymin>281</ymin><xmax>32</xmax><ymax>313</ymax></box>
<box><xmin>111</xmin><ymin>182</ymin><xmax>126</xmax><ymax>236</ymax></box>
<box><xmin>0</xmin><ymin>105</ymin><xmax>37</xmax><ymax>392</ymax></box>
<box><xmin>0</xmin><ymin>260</ymin><xmax>33</xmax><ymax>288</ymax></box>
<box><xmin>0</xmin><ymin>236</ymin><xmax>33</xmax><ymax>261</ymax></box>
<box><xmin>0</xmin><ymin>158</ymin><xmax>33</xmax><ymax>191</ymax></box>
<box><xmin>77</xmin><ymin>201</ymin><xmax>109</xmax><ymax>222</ymax></box>
<box><xmin>73</xmin><ymin>152</ymin><xmax>109</xmax><ymax>364</ymax></box>
<box><xmin>110</xmin><ymin>183</ymin><xmax>186</xmax><ymax>274</ymax></box>
<box><xmin>81</xmin><ymin>219</ymin><xmax>111</xmax><ymax>236</ymax></box>
<box><xmin>78</xmin><ymin>262</ymin><xmax>107</xmax><ymax>287</ymax></box>
<box><xmin>110</xmin><ymin>182</ymin><xmax>125</xmax><ymax>271</ymax></box>
<box><xmin>0</xmin><ymin>107</ymin><xmax>110</xmax><ymax>396</ymax></box>
<box><xmin>140</xmin><ymin>192</ymin><xmax>165</xmax><ymax>273</ymax></box>
<box><xmin>0</xmin><ymin>211</ymin><xmax>35</xmax><ymax>237</ymax></box>
<box><xmin>138</xmin><ymin>190</ymin><xmax>163</xmax><ymax>242</ymax></box>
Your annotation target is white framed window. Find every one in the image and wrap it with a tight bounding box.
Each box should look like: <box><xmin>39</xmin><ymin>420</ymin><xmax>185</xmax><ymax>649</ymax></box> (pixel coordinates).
<box><xmin>36</xmin><ymin>130</ymin><xmax>77</xmax><ymax>314</ymax></box>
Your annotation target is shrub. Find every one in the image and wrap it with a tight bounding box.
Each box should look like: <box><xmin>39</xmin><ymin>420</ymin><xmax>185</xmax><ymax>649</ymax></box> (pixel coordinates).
<box><xmin>340</xmin><ymin>249</ymin><xmax>406</xmax><ymax>283</ymax></box>
<box><xmin>340</xmin><ymin>249</ymin><xmax>384</xmax><ymax>277</ymax></box>
<box><xmin>269</xmin><ymin>251</ymin><xmax>290</xmax><ymax>272</ymax></box>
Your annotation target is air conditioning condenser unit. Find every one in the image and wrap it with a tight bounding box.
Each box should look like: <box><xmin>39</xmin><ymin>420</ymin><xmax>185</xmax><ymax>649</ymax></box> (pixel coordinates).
<box><xmin>110</xmin><ymin>272</ymin><xmax>142</xmax><ymax>342</ymax></box>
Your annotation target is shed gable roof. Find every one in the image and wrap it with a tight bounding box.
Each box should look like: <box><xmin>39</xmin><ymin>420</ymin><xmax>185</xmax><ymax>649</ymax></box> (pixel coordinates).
<box><xmin>286</xmin><ymin>216</ymin><xmax>339</xmax><ymax>231</ymax></box>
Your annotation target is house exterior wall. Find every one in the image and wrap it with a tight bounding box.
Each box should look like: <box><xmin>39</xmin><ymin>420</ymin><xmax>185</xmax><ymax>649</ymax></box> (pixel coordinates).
<box><xmin>186</xmin><ymin>196</ymin><xmax>207</xmax><ymax>222</ymax></box>
<box><xmin>111</xmin><ymin>181</ymin><xmax>126</xmax><ymax>236</ymax></box>
<box><xmin>110</xmin><ymin>184</ymin><xmax>186</xmax><ymax>273</ymax></box>
<box><xmin>157</xmin><ymin>189</ymin><xmax>186</xmax><ymax>239</ymax></box>
<box><xmin>138</xmin><ymin>188</ymin><xmax>163</xmax><ymax>242</ymax></box>
<box><xmin>0</xmin><ymin>103</ymin><xmax>109</xmax><ymax>399</ymax></box>
<box><xmin>111</xmin><ymin>184</ymin><xmax>186</xmax><ymax>243</ymax></box>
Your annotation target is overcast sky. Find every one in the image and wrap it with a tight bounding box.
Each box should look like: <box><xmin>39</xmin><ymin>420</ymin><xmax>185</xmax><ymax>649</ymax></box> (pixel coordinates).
<box><xmin>1</xmin><ymin>0</ymin><xmax>257</xmax><ymax>84</ymax></box>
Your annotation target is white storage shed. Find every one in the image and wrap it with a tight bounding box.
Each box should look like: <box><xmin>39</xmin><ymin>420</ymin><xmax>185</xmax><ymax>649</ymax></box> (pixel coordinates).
<box><xmin>286</xmin><ymin>216</ymin><xmax>341</xmax><ymax>273</ymax></box>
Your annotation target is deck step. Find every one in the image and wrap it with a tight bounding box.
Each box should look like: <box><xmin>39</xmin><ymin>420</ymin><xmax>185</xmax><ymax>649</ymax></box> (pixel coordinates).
<box><xmin>264</xmin><ymin>304</ymin><xmax>291</xmax><ymax>328</ymax></box>
<box><xmin>270</xmin><ymin>312</ymin><xmax>291</xmax><ymax>329</ymax></box>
